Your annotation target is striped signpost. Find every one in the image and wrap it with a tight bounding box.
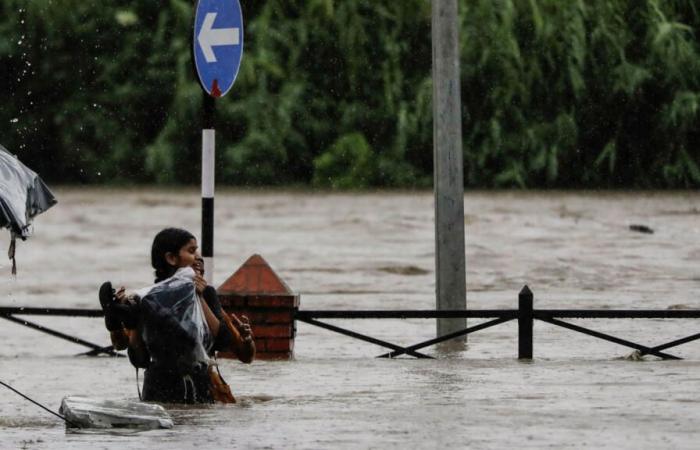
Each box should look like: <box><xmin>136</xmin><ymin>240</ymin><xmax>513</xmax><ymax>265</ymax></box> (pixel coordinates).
<box><xmin>193</xmin><ymin>0</ymin><xmax>244</xmax><ymax>283</ymax></box>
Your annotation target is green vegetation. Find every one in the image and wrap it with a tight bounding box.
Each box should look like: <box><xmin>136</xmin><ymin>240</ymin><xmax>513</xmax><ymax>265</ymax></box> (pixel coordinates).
<box><xmin>1</xmin><ymin>0</ymin><xmax>699</xmax><ymax>188</ymax></box>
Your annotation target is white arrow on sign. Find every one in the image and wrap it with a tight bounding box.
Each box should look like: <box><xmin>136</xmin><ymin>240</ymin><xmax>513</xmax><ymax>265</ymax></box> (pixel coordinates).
<box><xmin>198</xmin><ymin>12</ymin><xmax>240</xmax><ymax>63</ymax></box>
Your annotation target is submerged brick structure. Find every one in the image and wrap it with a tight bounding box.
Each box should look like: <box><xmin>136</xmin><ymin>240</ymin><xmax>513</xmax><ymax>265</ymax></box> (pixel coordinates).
<box><xmin>217</xmin><ymin>254</ymin><xmax>298</xmax><ymax>360</ymax></box>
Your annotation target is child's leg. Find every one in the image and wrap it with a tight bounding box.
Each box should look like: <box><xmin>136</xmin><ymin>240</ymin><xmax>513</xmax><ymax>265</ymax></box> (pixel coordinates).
<box><xmin>99</xmin><ymin>281</ymin><xmax>129</xmax><ymax>350</ymax></box>
<box><xmin>110</xmin><ymin>329</ymin><xmax>129</xmax><ymax>350</ymax></box>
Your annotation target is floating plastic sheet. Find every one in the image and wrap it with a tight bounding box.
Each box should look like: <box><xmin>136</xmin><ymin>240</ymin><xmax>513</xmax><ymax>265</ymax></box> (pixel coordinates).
<box><xmin>59</xmin><ymin>396</ymin><xmax>174</xmax><ymax>429</ymax></box>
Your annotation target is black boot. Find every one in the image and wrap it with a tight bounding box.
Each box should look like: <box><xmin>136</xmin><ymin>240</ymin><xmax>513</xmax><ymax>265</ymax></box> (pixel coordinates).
<box><xmin>99</xmin><ymin>281</ymin><xmax>122</xmax><ymax>332</ymax></box>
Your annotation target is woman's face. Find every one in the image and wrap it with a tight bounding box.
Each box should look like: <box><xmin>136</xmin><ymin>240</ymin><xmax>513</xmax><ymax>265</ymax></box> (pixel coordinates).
<box><xmin>171</xmin><ymin>238</ymin><xmax>198</xmax><ymax>269</ymax></box>
<box><xmin>193</xmin><ymin>253</ymin><xmax>204</xmax><ymax>276</ymax></box>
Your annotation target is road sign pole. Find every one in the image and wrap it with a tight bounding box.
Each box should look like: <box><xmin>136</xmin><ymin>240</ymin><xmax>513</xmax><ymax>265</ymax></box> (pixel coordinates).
<box><xmin>194</xmin><ymin>0</ymin><xmax>243</xmax><ymax>285</ymax></box>
<box><xmin>202</xmin><ymin>94</ymin><xmax>215</xmax><ymax>284</ymax></box>
<box><xmin>432</xmin><ymin>0</ymin><xmax>466</xmax><ymax>339</ymax></box>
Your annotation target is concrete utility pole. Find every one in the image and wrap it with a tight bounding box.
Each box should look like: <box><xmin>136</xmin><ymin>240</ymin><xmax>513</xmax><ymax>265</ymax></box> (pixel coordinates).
<box><xmin>432</xmin><ymin>0</ymin><xmax>466</xmax><ymax>338</ymax></box>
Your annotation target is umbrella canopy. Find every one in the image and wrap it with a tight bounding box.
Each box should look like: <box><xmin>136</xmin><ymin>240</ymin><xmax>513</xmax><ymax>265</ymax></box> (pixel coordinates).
<box><xmin>0</xmin><ymin>145</ymin><xmax>57</xmax><ymax>273</ymax></box>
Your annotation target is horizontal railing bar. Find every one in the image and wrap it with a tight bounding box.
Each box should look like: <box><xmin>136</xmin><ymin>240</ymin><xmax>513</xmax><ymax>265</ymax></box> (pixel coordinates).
<box><xmin>4</xmin><ymin>307</ymin><xmax>700</xmax><ymax>320</ymax></box>
<box><xmin>296</xmin><ymin>309</ymin><xmax>700</xmax><ymax>320</ymax></box>
<box><xmin>296</xmin><ymin>310</ymin><xmax>519</xmax><ymax>319</ymax></box>
<box><xmin>0</xmin><ymin>307</ymin><xmax>103</xmax><ymax>317</ymax></box>
<box><xmin>536</xmin><ymin>310</ymin><xmax>700</xmax><ymax>319</ymax></box>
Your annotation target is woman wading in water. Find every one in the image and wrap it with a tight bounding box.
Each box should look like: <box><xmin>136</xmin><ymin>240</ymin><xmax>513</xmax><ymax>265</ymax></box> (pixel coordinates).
<box><xmin>99</xmin><ymin>228</ymin><xmax>255</xmax><ymax>403</ymax></box>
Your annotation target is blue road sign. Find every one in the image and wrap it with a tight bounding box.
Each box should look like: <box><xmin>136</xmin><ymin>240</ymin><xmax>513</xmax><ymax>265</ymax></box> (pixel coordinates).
<box><xmin>194</xmin><ymin>0</ymin><xmax>243</xmax><ymax>98</ymax></box>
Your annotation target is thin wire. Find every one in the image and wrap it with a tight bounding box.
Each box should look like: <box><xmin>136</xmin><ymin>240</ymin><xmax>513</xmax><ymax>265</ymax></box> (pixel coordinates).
<box><xmin>0</xmin><ymin>380</ymin><xmax>78</xmax><ymax>428</ymax></box>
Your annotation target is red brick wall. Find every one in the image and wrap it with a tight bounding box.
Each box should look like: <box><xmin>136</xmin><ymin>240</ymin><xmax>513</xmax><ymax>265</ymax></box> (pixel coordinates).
<box><xmin>219</xmin><ymin>294</ymin><xmax>298</xmax><ymax>360</ymax></box>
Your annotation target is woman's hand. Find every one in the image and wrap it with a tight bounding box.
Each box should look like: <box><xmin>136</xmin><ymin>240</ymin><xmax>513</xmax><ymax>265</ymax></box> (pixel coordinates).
<box><xmin>115</xmin><ymin>286</ymin><xmax>126</xmax><ymax>303</ymax></box>
<box><xmin>234</xmin><ymin>315</ymin><xmax>253</xmax><ymax>342</ymax></box>
<box><xmin>194</xmin><ymin>273</ymin><xmax>206</xmax><ymax>295</ymax></box>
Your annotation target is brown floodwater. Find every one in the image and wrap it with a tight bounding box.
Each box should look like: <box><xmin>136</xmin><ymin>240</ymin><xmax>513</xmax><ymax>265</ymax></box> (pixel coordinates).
<box><xmin>1</xmin><ymin>188</ymin><xmax>699</xmax><ymax>449</ymax></box>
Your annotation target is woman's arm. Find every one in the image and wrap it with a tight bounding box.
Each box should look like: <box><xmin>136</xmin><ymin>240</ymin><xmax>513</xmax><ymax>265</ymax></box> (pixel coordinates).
<box><xmin>223</xmin><ymin>313</ymin><xmax>256</xmax><ymax>364</ymax></box>
<box><xmin>126</xmin><ymin>327</ymin><xmax>150</xmax><ymax>368</ymax></box>
<box><xmin>201</xmin><ymin>285</ymin><xmax>255</xmax><ymax>363</ymax></box>
<box><xmin>199</xmin><ymin>293</ymin><xmax>221</xmax><ymax>337</ymax></box>
<box><xmin>195</xmin><ymin>273</ymin><xmax>221</xmax><ymax>337</ymax></box>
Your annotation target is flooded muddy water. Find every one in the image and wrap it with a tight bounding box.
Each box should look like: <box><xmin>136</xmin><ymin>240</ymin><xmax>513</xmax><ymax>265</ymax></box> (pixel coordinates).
<box><xmin>1</xmin><ymin>188</ymin><xmax>699</xmax><ymax>449</ymax></box>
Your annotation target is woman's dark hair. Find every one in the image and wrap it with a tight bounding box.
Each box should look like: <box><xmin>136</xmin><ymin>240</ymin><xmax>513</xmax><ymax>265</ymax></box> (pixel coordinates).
<box><xmin>151</xmin><ymin>228</ymin><xmax>195</xmax><ymax>282</ymax></box>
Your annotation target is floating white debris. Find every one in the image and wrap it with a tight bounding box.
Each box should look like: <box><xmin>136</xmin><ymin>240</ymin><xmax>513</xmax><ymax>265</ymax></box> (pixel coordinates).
<box><xmin>59</xmin><ymin>396</ymin><xmax>174</xmax><ymax>430</ymax></box>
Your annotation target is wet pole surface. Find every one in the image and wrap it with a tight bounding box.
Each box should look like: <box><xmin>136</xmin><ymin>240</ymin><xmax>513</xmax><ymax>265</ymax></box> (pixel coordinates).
<box><xmin>201</xmin><ymin>94</ymin><xmax>216</xmax><ymax>285</ymax></box>
<box><xmin>432</xmin><ymin>0</ymin><xmax>466</xmax><ymax>338</ymax></box>
<box><xmin>1</xmin><ymin>188</ymin><xmax>700</xmax><ymax>449</ymax></box>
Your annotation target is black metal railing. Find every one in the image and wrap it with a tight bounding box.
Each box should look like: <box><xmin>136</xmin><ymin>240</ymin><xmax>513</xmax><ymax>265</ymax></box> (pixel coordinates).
<box><xmin>296</xmin><ymin>286</ymin><xmax>700</xmax><ymax>359</ymax></box>
<box><xmin>0</xmin><ymin>307</ymin><xmax>118</xmax><ymax>356</ymax></box>
<box><xmin>3</xmin><ymin>285</ymin><xmax>700</xmax><ymax>360</ymax></box>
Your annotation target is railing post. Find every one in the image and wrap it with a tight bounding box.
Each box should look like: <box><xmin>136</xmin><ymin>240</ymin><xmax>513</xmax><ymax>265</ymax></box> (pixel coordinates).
<box><xmin>518</xmin><ymin>285</ymin><xmax>533</xmax><ymax>360</ymax></box>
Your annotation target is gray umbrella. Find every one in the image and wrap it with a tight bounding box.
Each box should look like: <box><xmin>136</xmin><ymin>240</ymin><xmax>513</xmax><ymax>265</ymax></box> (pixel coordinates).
<box><xmin>0</xmin><ymin>145</ymin><xmax>57</xmax><ymax>274</ymax></box>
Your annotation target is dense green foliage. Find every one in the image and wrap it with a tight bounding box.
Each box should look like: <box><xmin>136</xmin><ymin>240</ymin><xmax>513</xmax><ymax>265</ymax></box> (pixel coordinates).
<box><xmin>1</xmin><ymin>0</ymin><xmax>699</xmax><ymax>187</ymax></box>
